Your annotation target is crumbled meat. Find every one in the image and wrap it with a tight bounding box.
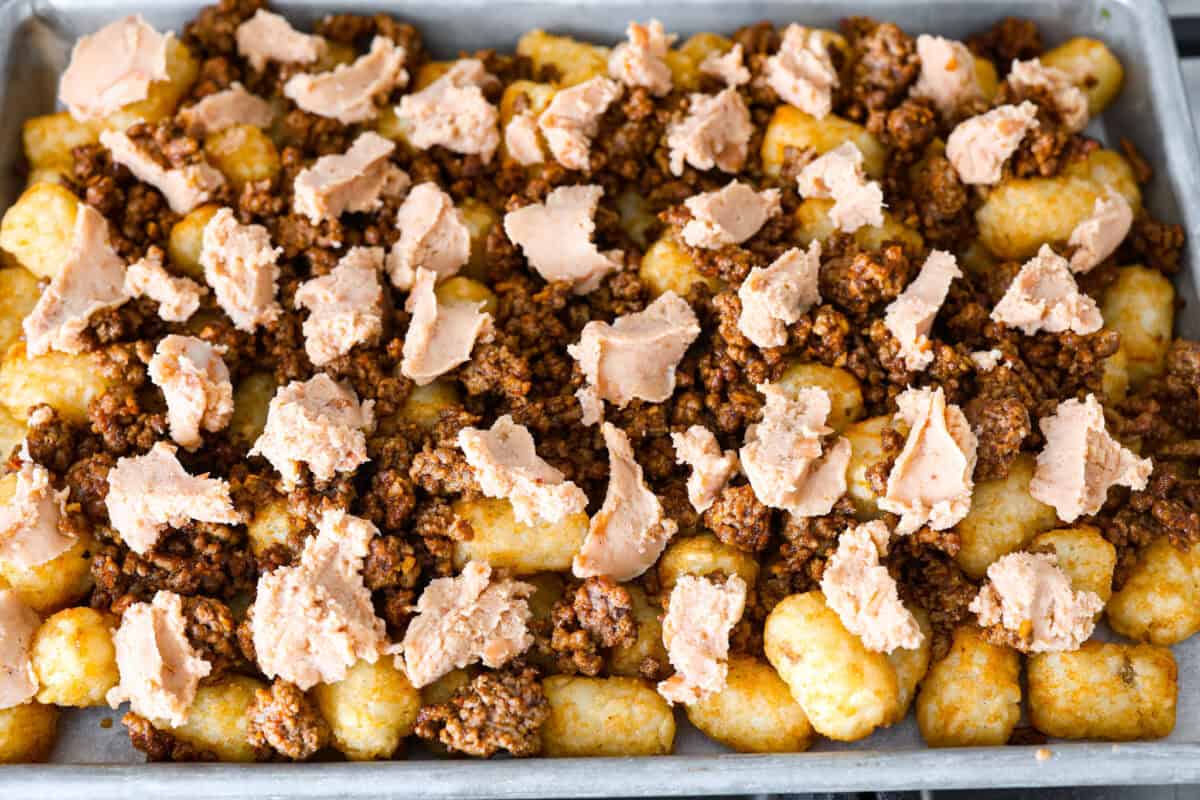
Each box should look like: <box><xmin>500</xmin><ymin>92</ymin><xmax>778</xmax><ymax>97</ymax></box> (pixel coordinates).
<box><xmin>247</xmin><ymin>679</ymin><xmax>331</xmax><ymax>760</ymax></box>
<box><xmin>547</xmin><ymin>576</ymin><xmax>636</xmax><ymax>675</ymax></box>
<box><xmin>414</xmin><ymin>663</ymin><xmax>549</xmax><ymax>757</ymax></box>
<box><xmin>704</xmin><ymin>483</ymin><xmax>772</xmax><ymax>553</ymax></box>
<box><xmin>123</xmin><ymin>711</ymin><xmax>218</xmax><ymax>763</ymax></box>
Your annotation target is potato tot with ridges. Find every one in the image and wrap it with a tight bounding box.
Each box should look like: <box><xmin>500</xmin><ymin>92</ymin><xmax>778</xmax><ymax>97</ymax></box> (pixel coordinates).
<box><xmin>843</xmin><ymin>415</ymin><xmax>889</xmax><ymax>519</ymax></box>
<box><xmin>657</xmin><ymin>533</ymin><xmax>759</xmax><ymax>596</ymax></box>
<box><xmin>312</xmin><ymin>657</ymin><xmax>420</xmax><ymax>760</ymax></box>
<box><xmin>0</xmin><ymin>408</ymin><xmax>22</xmax><ymax>463</ymax></box>
<box><xmin>436</xmin><ymin>276</ymin><xmax>498</xmax><ymax>315</ymax></box>
<box><xmin>1029</xmin><ymin>526</ymin><xmax>1116</xmax><ymax>608</ymax></box>
<box><xmin>0</xmin><ymin>268</ymin><xmax>41</xmax><ymax>358</ymax></box>
<box><xmin>764</xmin><ymin>591</ymin><xmax>899</xmax><ymax>742</ymax></box>
<box><xmin>886</xmin><ymin>607</ymin><xmax>932</xmax><ymax>723</ymax></box>
<box><xmin>1028</xmin><ymin>641</ymin><xmax>1176</xmax><ymax>741</ymax></box>
<box><xmin>639</xmin><ymin>235</ymin><xmax>722</xmax><ymax>298</ymax></box>
<box><xmin>1041</xmin><ymin>37</ymin><xmax>1124</xmax><ymax>115</ymax></box>
<box><xmin>31</xmin><ymin>607</ymin><xmax>119</xmax><ymax>707</ymax></box>
<box><xmin>452</xmin><ymin>497</ymin><xmax>589</xmax><ymax>574</ymax></box>
<box><xmin>229</xmin><ymin>371</ymin><xmax>277</xmax><ymax>447</ymax></box>
<box><xmin>393</xmin><ymin>380</ymin><xmax>460</xmax><ymax>432</ymax></box>
<box><xmin>669</xmin><ymin>33</ymin><xmax>734</xmax><ymax>91</ymax></box>
<box><xmin>517</xmin><ymin>30</ymin><xmax>610</xmax><ymax>87</ymax></box>
<box><xmin>22</xmin><ymin>111</ymin><xmax>98</xmax><ymax>169</ymax></box>
<box><xmin>956</xmin><ymin>454</ymin><xmax>1058</xmax><ymax>579</ymax></box>
<box><xmin>0</xmin><ymin>497</ymin><xmax>95</xmax><ymax>614</ymax></box>
<box><xmin>795</xmin><ymin>198</ymin><xmax>924</xmax><ymax>253</ymax></box>
<box><xmin>1103</xmin><ymin>341</ymin><xmax>1130</xmax><ymax>402</ymax></box>
<box><xmin>0</xmin><ymin>702</ymin><xmax>58</xmax><ymax>763</ymax></box>
<box><xmin>167</xmin><ymin>675</ymin><xmax>265</xmax><ymax>762</ymax></box>
<box><xmin>609</xmin><ymin>584</ymin><xmax>668</xmax><ymax>678</ymax></box>
<box><xmin>245</xmin><ymin>497</ymin><xmax>306</xmax><ymax>558</ymax></box>
<box><xmin>459</xmin><ymin>199</ymin><xmax>500</xmax><ymax>279</ymax></box>
<box><xmin>976</xmin><ymin>150</ymin><xmax>1140</xmax><ymax>260</ymax></box>
<box><xmin>776</xmin><ymin>362</ymin><xmax>864</xmax><ymax>432</ymax></box>
<box><xmin>0</xmin><ymin>343</ymin><xmax>115</xmax><ymax>424</ymax></box>
<box><xmin>1101</xmin><ymin>266</ymin><xmax>1174</xmax><ymax>389</ymax></box>
<box><xmin>686</xmin><ymin>656</ymin><xmax>814</xmax><ymax>753</ymax></box>
<box><xmin>204</xmin><ymin>125</ymin><xmax>280</xmax><ymax>190</ymax></box>
<box><xmin>0</xmin><ymin>182</ymin><xmax>80</xmax><ymax>280</ymax></box>
<box><xmin>542</xmin><ymin>675</ymin><xmax>675</xmax><ymax>756</ymax></box>
<box><xmin>167</xmin><ymin>204</ymin><xmax>220</xmax><ymax>281</ymax></box>
<box><xmin>1106</xmin><ymin>537</ymin><xmax>1200</xmax><ymax>645</ymax></box>
<box><xmin>916</xmin><ymin>626</ymin><xmax>1021</xmax><ymax>747</ymax></box>
<box><xmin>762</xmin><ymin>107</ymin><xmax>886</xmax><ymax>178</ymax></box>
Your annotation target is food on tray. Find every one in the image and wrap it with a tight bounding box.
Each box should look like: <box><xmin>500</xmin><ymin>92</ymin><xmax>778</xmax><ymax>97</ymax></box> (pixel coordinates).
<box><xmin>0</xmin><ymin>1</ymin><xmax>1192</xmax><ymax>763</ymax></box>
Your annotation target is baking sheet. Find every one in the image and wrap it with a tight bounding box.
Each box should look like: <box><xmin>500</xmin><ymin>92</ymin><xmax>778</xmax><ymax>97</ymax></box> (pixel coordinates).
<box><xmin>1</xmin><ymin>0</ymin><xmax>1199</xmax><ymax>795</ymax></box>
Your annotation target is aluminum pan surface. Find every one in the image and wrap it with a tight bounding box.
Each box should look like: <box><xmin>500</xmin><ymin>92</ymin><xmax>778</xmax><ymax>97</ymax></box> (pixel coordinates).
<box><xmin>0</xmin><ymin>0</ymin><xmax>1198</xmax><ymax>794</ymax></box>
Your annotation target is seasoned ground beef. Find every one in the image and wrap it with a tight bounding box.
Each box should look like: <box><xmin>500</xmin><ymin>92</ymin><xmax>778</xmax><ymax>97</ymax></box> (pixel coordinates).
<box><xmin>966</xmin><ymin>17</ymin><xmax>1043</xmax><ymax>70</ymax></box>
<box><xmin>841</xmin><ymin>18</ymin><xmax>920</xmax><ymax>118</ymax></box>
<box><xmin>247</xmin><ymin>680</ymin><xmax>331</xmax><ymax>761</ymax></box>
<box><xmin>544</xmin><ymin>576</ymin><xmax>636</xmax><ymax>676</ymax></box>
<box><xmin>123</xmin><ymin>712</ymin><xmax>218</xmax><ymax>762</ymax></box>
<box><xmin>181</xmin><ymin>595</ymin><xmax>244</xmax><ymax>678</ymax></box>
<box><xmin>704</xmin><ymin>483</ymin><xmax>773</xmax><ymax>552</ymax></box>
<box><xmin>414</xmin><ymin>664</ymin><xmax>549</xmax><ymax>757</ymax></box>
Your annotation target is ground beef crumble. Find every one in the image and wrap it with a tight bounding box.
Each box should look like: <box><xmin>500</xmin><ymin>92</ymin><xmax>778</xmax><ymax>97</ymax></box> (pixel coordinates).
<box><xmin>247</xmin><ymin>680</ymin><xmax>331</xmax><ymax>761</ymax></box>
<box><xmin>415</xmin><ymin>664</ymin><xmax>549</xmax><ymax>757</ymax></box>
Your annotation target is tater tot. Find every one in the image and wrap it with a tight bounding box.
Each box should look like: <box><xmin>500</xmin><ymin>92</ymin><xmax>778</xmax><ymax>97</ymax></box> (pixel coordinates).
<box><xmin>541</xmin><ymin>675</ymin><xmax>675</xmax><ymax>756</ymax></box>
<box><xmin>0</xmin><ymin>268</ymin><xmax>41</xmax><ymax>357</ymax></box>
<box><xmin>609</xmin><ymin>584</ymin><xmax>669</xmax><ymax>678</ymax></box>
<box><xmin>1041</xmin><ymin>37</ymin><xmax>1124</xmax><ymax>115</ymax></box>
<box><xmin>31</xmin><ymin>607</ymin><xmax>119</xmax><ymax>707</ymax></box>
<box><xmin>0</xmin><ymin>343</ymin><xmax>116</xmax><ymax>425</ymax></box>
<box><xmin>686</xmin><ymin>656</ymin><xmax>814</xmax><ymax>753</ymax></box>
<box><xmin>916</xmin><ymin>626</ymin><xmax>1021</xmax><ymax>747</ymax></box>
<box><xmin>452</xmin><ymin>497</ymin><xmax>589</xmax><ymax>574</ymax></box>
<box><xmin>0</xmin><ymin>522</ymin><xmax>96</xmax><ymax>614</ymax></box>
<box><xmin>657</xmin><ymin>533</ymin><xmax>759</xmax><ymax>595</ymax></box>
<box><xmin>956</xmin><ymin>454</ymin><xmax>1058</xmax><ymax>579</ymax></box>
<box><xmin>762</xmin><ymin>107</ymin><xmax>886</xmax><ymax>178</ymax></box>
<box><xmin>516</xmin><ymin>30</ymin><xmax>610</xmax><ymax>87</ymax></box>
<box><xmin>976</xmin><ymin>149</ymin><xmax>1140</xmax><ymax>261</ymax></box>
<box><xmin>1030</xmin><ymin>526</ymin><xmax>1116</xmax><ymax>608</ymax></box>
<box><xmin>1106</xmin><ymin>537</ymin><xmax>1200</xmax><ymax>645</ymax></box>
<box><xmin>1028</xmin><ymin>641</ymin><xmax>1176</xmax><ymax>741</ymax></box>
<box><xmin>639</xmin><ymin>234</ymin><xmax>722</xmax><ymax>298</ymax></box>
<box><xmin>1101</xmin><ymin>266</ymin><xmax>1175</xmax><ymax>389</ymax></box>
<box><xmin>764</xmin><ymin>591</ymin><xmax>899</xmax><ymax>742</ymax></box>
<box><xmin>0</xmin><ymin>702</ymin><xmax>59</xmax><ymax>763</ymax></box>
<box><xmin>886</xmin><ymin>607</ymin><xmax>932</xmax><ymax>722</ymax></box>
<box><xmin>168</xmin><ymin>675</ymin><xmax>266</xmax><ymax>762</ymax></box>
<box><xmin>311</xmin><ymin>657</ymin><xmax>421</xmax><ymax>761</ymax></box>
<box><xmin>794</xmin><ymin>197</ymin><xmax>924</xmax><ymax>252</ymax></box>
<box><xmin>843</xmin><ymin>416</ymin><xmax>890</xmax><ymax>519</ymax></box>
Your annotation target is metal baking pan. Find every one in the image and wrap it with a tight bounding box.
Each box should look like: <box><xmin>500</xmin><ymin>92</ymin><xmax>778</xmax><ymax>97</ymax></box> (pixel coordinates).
<box><xmin>1</xmin><ymin>0</ymin><xmax>1199</xmax><ymax>795</ymax></box>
